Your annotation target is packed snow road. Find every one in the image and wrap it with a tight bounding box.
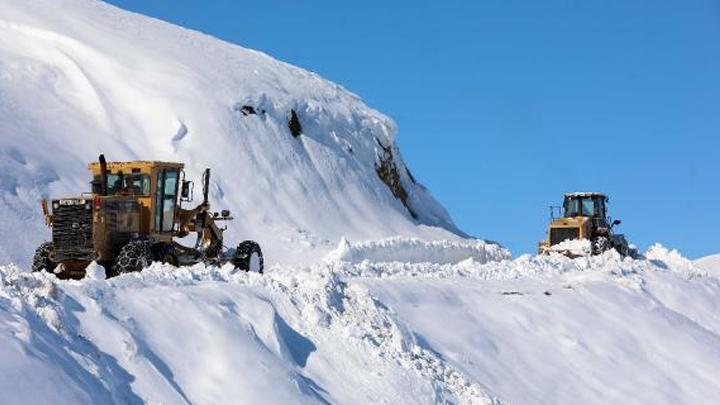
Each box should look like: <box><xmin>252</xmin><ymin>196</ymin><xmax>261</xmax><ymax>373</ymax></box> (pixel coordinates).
<box><xmin>1</xmin><ymin>241</ymin><xmax>719</xmax><ymax>404</ymax></box>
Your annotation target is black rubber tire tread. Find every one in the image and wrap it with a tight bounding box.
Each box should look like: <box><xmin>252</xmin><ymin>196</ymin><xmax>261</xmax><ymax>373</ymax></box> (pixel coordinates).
<box><xmin>234</xmin><ymin>240</ymin><xmax>264</xmax><ymax>274</ymax></box>
<box><xmin>32</xmin><ymin>242</ymin><xmax>55</xmax><ymax>273</ymax></box>
<box><xmin>151</xmin><ymin>242</ymin><xmax>178</xmax><ymax>266</ymax></box>
<box><xmin>114</xmin><ymin>240</ymin><xmax>151</xmax><ymax>274</ymax></box>
<box><xmin>592</xmin><ymin>237</ymin><xmax>611</xmax><ymax>255</ymax></box>
<box><xmin>614</xmin><ymin>241</ymin><xmax>630</xmax><ymax>257</ymax></box>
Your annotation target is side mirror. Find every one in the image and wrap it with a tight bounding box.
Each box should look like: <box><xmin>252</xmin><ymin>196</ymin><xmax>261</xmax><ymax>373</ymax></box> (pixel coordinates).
<box><xmin>612</xmin><ymin>219</ymin><xmax>622</xmax><ymax>226</ymax></box>
<box><xmin>181</xmin><ymin>181</ymin><xmax>194</xmax><ymax>201</ymax></box>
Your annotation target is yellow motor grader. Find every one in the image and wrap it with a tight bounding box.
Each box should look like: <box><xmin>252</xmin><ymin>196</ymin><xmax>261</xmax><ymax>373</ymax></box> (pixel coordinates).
<box><xmin>33</xmin><ymin>155</ymin><xmax>263</xmax><ymax>278</ymax></box>
<box><xmin>538</xmin><ymin>192</ymin><xmax>636</xmax><ymax>258</ymax></box>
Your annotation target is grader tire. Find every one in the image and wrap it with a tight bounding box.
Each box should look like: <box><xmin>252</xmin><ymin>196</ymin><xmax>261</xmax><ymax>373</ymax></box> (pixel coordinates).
<box><xmin>234</xmin><ymin>240</ymin><xmax>264</xmax><ymax>273</ymax></box>
<box><xmin>114</xmin><ymin>240</ymin><xmax>151</xmax><ymax>275</ymax></box>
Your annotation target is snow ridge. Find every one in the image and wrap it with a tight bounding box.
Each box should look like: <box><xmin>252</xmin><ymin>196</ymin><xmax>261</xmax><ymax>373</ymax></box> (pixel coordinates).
<box><xmin>0</xmin><ymin>260</ymin><xmax>502</xmax><ymax>404</ymax></box>
<box><xmin>1</xmin><ymin>245</ymin><xmax>718</xmax><ymax>404</ymax></box>
<box><xmin>325</xmin><ymin>237</ymin><xmax>510</xmax><ymax>265</ymax></box>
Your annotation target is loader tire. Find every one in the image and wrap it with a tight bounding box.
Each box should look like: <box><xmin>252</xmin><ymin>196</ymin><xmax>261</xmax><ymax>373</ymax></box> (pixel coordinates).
<box><xmin>614</xmin><ymin>241</ymin><xmax>630</xmax><ymax>257</ymax></box>
<box><xmin>592</xmin><ymin>237</ymin><xmax>611</xmax><ymax>255</ymax></box>
<box><xmin>32</xmin><ymin>242</ymin><xmax>56</xmax><ymax>273</ymax></box>
<box><xmin>114</xmin><ymin>240</ymin><xmax>151</xmax><ymax>275</ymax></box>
<box><xmin>234</xmin><ymin>240</ymin><xmax>264</xmax><ymax>273</ymax></box>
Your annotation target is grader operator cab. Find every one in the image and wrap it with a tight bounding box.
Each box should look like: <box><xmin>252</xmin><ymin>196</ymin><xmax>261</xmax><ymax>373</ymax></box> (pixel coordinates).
<box><xmin>33</xmin><ymin>155</ymin><xmax>263</xmax><ymax>278</ymax></box>
<box><xmin>538</xmin><ymin>192</ymin><xmax>636</xmax><ymax>258</ymax></box>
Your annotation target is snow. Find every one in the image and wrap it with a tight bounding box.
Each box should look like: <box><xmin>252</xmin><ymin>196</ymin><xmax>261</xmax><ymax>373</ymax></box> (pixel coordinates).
<box><xmin>324</xmin><ymin>236</ymin><xmax>510</xmax><ymax>265</ymax></box>
<box><xmin>548</xmin><ymin>238</ymin><xmax>592</xmax><ymax>256</ymax></box>
<box><xmin>1</xmin><ymin>246</ymin><xmax>719</xmax><ymax>404</ymax></box>
<box><xmin>695</xmin><ymin>254</ymin><xmax>720</xmax><ymax>275</ymax></box>
<box><xmin>364</xmin><ymin>272</ymin><xmax>720</xmax><ymax>404</ymax></box>
<box><xmin>0</xmin><ymin>0</ymin><xmax>718</xmax><ymax>404</ymax></box>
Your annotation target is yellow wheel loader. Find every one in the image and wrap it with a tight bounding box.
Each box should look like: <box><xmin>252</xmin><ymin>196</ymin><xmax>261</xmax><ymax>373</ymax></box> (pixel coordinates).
<box><xmin>32</xmin><ymin>155</ymin><xmax>263</xmax><ymax>278</ymax></box>
<box><xmin>538</xmin><ymin>192</ymin><xmax>637</xmax><ymax>258</ymax></box>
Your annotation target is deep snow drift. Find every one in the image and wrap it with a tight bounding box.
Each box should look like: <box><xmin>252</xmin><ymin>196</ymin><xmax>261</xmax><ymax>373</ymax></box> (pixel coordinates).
<box><xmin>2</xmin><ymin>244</ymin><xmax>719</xmax><ymax>404</ymax></box>
<box><xmin>0</xmin><ymin>0</ymin><xmax>461</xmax><ymax>268</ymax></box>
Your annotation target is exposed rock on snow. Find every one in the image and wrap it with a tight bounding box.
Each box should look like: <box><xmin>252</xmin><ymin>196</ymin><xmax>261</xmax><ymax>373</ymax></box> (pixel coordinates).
<box><xmin>374</xmin><ymin>138</ymin><xmax>416</xmax><ymax>218</ymax></box>
<box><xmin>288</xmin><ymin>109</ymin><xmax>303</xmax><ymax>137</ymax></box>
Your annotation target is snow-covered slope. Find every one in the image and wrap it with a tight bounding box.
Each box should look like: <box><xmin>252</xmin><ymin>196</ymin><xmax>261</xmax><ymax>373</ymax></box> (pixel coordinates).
<box><xmin>0</xmin><ymin>0</ymin><xmax>461</xmax><ymax>267</ymax></box>
<box><xmin>695</xmin><ymin>254</ymin><xmax>720</xmax><ymax>275</ymax></box>
<box><xmin>2</xmin><ymin>245</ymin><xmax>719</xmax><ymax>404</ymax></box>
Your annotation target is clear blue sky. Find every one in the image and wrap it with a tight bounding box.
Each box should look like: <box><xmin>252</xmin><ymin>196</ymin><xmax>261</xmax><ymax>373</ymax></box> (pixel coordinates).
<box><xmin>106</xmin><ymin>0</ymin><xmax>720</xmax><ymax>258</ymax></box>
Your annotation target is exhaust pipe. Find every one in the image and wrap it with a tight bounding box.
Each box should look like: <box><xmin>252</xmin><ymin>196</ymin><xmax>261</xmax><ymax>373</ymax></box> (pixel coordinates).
<box><xmin>202</xmin><ymin>168</ymin><xmax>210</xmax><ymax>206</ymax></box>
<box><xmin>99</xmin><ymin>154</ymin><xmax>108</xmax><ymax>196</ymax></box>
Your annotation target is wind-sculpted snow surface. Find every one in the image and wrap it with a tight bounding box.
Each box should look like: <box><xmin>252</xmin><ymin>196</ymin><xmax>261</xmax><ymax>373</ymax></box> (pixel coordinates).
<box><xmin>0</xmin><ymin>0</ymin><xmax>461</xmax><ymax>267</ymax></box>
<box><xmin>1</xmin><ymin>245</ymin><xmax>719</xmax><ymax>404</ymax></box>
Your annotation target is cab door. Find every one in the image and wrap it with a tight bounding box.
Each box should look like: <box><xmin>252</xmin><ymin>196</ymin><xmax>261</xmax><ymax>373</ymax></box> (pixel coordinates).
<box><xmin>154</xmin><ymin>168</ymin><xmax>179</xmax><ymax>234</ymax></box>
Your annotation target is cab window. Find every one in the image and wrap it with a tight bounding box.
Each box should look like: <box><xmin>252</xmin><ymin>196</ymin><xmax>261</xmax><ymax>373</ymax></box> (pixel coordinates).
<box><xmin>581</xmin><ymin>198</ymin><xmax>595</xmax><ymax>216</ymax></box>
<box><xmin>96</xmin><ymin>173</ymin><xmax>150</xmax><ymax>195</ymax></box>
<box><xmin>155</xmin><ymin>169</ymin><xmax>179</xmax><ymax>232</ymax></box>
<box><xmin>564</xmin><ymin>198</ymin><xmax>580</xmax><ymax>216</ymax></box>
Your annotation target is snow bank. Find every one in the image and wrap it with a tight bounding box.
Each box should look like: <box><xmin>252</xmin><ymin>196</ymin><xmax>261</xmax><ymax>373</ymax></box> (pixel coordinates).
<box><xmin>333</xmin><ymin>244</ymin><xmax>699</xmax><ymax>284</ymax></box>
<box><xmin>0</xmin><ymin>261</ymin><xmax>501</xmax><ymax>404</ymax></box>
<box><xmin>645</xmin><ymin>243</ymin><xmax>706</xmax><ymax>278</ymax></box>
<box><xmin>695</xmin><ymin>253</ymin><xmax>720</xmax><ymax>275</ymax></box>
<box><xmin>325</xmin><ymin>237</ymin><xmax>510</xmax><ymax>265</ymax></box>
<box><xmin>1</xmin><ymin>245</ymin><xmax>718</xmax><ymax>404</ymax></box>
